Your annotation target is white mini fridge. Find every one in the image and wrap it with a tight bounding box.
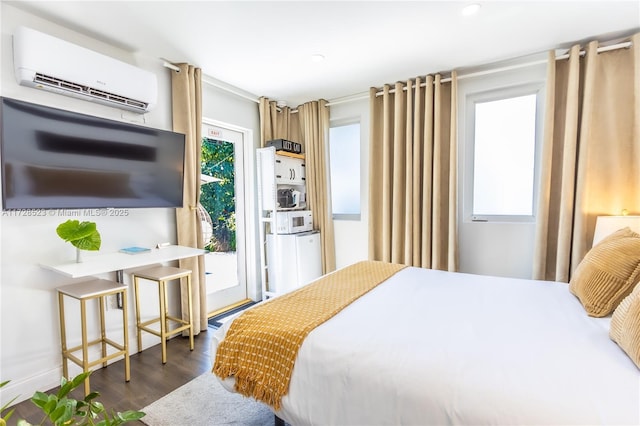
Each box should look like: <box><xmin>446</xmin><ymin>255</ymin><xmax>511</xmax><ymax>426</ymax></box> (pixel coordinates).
<box><xmin>266</xmin><ymin>230</ymin><xmax>322</xmax><ymax>294</ymax></box>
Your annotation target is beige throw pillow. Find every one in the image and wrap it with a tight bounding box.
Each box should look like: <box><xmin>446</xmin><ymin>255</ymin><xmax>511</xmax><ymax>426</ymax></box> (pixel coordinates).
<box><xmin>610</xmin><ymin>283</ymin><xmax>640</xmax><ymax>369</ymax></box>
<box><xmin>569</xmin><ymin>227</ymin><xmax>640</xmax><ymax>317</ymax></box>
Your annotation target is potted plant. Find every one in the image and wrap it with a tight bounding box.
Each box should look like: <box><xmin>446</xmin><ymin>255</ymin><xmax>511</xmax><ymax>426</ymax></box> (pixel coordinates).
<box><xmin>1</xmin><ymin>372</ymin><xmax>144</xmax><ymax>425</ymax></box>
<box><xmin>56</xmin><ymin>220</ymin><xmax>102</xmax><ymax>263</ymax></box>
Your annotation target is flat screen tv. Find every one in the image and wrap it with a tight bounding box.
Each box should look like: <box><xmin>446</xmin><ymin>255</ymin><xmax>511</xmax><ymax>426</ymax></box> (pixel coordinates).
<box><xmin>0</xmin><ymin>97</ymin><xmax>186</xmax><ymax>210</ymax></box>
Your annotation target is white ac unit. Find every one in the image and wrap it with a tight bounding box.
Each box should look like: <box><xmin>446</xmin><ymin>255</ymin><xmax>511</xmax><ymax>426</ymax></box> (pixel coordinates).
<box><xmin>12</xmin><ymin>26</ymin><xmax>157</xmax><ymax>113</ymax></box>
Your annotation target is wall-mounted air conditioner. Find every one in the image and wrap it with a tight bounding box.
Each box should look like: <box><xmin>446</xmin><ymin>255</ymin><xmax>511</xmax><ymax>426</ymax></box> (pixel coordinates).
<box><xmin>12</xmin><ymin>26</ymin><xmax>157</xmax><ymax>113</ymax></box>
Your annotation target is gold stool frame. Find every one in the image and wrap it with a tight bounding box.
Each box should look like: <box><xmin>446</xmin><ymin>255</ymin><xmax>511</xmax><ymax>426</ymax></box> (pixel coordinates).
<box><xmin>57</xmin><ymin>279</ymin><xmax>130</xmax><ymax>396</ymax></box>
<box><xmin>132</xmin><ymin>266</ymin><xmax>194</xmax><ymax>364</ymax></box>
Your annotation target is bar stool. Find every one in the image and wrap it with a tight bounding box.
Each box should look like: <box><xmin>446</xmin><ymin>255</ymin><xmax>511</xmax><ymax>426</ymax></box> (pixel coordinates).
<box><xmin>132</xmin><ymin>266</ymin><xmax>194</xmax><ymax>364</ymax></box>
<box><xmin>57</xmin><ymin>279</ymin><xmax>130</xmax><ymax>396</ymax></box>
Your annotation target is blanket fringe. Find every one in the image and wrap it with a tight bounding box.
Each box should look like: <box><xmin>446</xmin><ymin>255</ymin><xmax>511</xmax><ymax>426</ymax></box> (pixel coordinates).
<box><xmin>214</xmin><ymin>362</ymin><xmax>284</xmax><ymax>408</ymax></box>
<box><xmin>235</xmin><ymin>376</ymin><xmax>283</xmax><ymax>410</ymax></box>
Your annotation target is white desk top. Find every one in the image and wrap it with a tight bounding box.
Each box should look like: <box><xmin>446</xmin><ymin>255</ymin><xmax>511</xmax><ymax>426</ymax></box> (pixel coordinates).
<box><xmin>41</xmin><ymin>245</ymin><xmax>207</xmax><ymax>278</ymax></box>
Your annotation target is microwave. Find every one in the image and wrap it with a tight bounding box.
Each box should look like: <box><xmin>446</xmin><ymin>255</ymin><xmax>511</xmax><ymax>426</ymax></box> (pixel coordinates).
<box><xmin>273</xmin><ymin>210</ymin><xmax>313</xmax><ymax>234</ymax></box>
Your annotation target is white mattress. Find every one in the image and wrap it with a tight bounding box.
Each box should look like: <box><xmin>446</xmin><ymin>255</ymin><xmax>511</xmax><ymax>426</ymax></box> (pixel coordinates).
<box><xmin>212</xmin><ymin>266</ymin><xmax>640</xmax><ymax>425</ymax></box>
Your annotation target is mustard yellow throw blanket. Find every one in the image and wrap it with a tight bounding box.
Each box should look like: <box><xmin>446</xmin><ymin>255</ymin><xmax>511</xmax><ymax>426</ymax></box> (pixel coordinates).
<box><xmin>213</xmin><ymin>260</ymin><xmax>406</xmax><ymax>409</ymax></box>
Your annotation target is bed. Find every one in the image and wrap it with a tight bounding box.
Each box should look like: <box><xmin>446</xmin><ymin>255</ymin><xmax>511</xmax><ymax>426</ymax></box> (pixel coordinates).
<box><xmin>211</xmin><ymin>261</ymin><xmax>640</xmax><ymax>425</ymax></box>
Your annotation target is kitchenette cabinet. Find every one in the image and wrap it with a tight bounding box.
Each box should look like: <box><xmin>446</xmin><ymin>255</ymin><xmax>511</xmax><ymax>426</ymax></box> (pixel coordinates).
<box><xmin>257</xmin><ymin>145</ymin><xmax>319</xmax><ymax>300</ymax></box>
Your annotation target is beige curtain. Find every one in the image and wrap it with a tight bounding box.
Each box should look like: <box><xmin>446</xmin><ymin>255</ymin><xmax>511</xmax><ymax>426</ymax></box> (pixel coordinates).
<box><xmin>298</xmin><ymin>100</ymin><xmax>336</xmax><ymax>273</ymax></box>
<box><xmin>259</xmin><ymin>97</ymin><xmax>336</xmax><ymax>274</ymax></box>
<box><xmin>369</xmin><ymin>74</ymin><xmax>458</xmax><ymax>270</ymax></box>
<box><xmin>259</xmin><ymin>98</ymin><xmax>301</xmax><ymax>145</ymax></box>
<box><xmin>171</xmin><ymin>63</ymin><xmax>207</xmax><ymax>334</ymax></box>
<box><xmin>533</xmin><ymin>33</ymin><xmax>640</xmax><ymax>282</ymax></box>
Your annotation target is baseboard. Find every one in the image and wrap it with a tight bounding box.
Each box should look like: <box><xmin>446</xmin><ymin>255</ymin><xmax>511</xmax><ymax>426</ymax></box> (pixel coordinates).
<box><xmin>1</xmin><ymin>366</ymin><xmax>62</xmax><ymax>407</ymax></box>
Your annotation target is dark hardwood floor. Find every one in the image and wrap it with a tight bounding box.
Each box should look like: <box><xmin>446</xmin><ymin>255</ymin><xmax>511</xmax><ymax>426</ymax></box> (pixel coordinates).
<box><xmin>11</xmin><ymin>326</ymin><xmax>217</xmax><ymax>424</ymax></box>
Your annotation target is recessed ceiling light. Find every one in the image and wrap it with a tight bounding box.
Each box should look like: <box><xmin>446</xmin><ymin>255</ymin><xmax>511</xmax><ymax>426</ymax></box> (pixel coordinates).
<box><xmin>462</xmin><ymin>3</ymin><xmax>481</xmax><ymax>16</ymax></box>
<box><xmin>311</xmin><ymin>54</ymin><xmax>325</xmax><ymax>63</ymax></box>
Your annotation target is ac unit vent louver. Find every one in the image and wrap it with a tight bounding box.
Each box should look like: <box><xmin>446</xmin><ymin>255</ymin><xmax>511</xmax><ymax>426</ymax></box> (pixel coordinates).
<box><xmin>34</xmin><ymin>73</ymin><xmax>149</xmax><ymax>111</ymax></box>
<box><xmin>13</xmin><ymin>26</ymin><xmax>157</xmax><ymax>113</ymax></box>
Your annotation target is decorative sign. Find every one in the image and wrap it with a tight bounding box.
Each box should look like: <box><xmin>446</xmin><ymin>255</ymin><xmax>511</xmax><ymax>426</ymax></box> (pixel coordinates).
<box><xmin>207</xmin><ymin>127</ymin><xmax>224</xmax><ymax>139</ymax></box>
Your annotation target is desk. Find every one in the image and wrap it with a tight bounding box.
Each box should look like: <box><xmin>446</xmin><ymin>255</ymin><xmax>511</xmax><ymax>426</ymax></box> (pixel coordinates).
<box><xmin>41</xmin><ymin>245</ymin><xmax>207</xmax><ymax>278</ymax></box>
<box><xmin>47</xmin><ymin>245</ymin><xmax>205</xmax><ymax>371</ymax></box>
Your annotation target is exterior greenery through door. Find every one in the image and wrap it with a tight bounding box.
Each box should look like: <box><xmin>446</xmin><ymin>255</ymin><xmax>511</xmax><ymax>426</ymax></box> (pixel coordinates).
<box><xmin>201</xmin><ymin>138</ymin><xmax>236</xmax><ymax>252</ymax></box>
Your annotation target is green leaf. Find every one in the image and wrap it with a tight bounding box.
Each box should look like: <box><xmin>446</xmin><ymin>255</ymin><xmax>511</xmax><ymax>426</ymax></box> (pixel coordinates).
<box><xmin>56</xmin><ymin>220</ymin><xmax>102</xmax><ymax>251</ymax></box>
<box><xmin>1</xmin><ymin>407</ymin><xmax>15</xmax><ymax>422</ymax></box>
<box><xmin>72</xmin><ymin>372</ymin><xmax>91</xmax><ymax>385</ymax></box>
<box><xmin>73</xmin><ymin>231</ymin><xmax>102</xmax><ymax>251</ymax></box>
<box><xmin>83</xmin><ymin>391</ymin><xmax>100</xmax><ymax>403</ymax></box>
<box><xmin>50</xmin><ymin>400</ymin><xmax>74</xmax><ymax>425</ymax></box>
<box><xmin>42</xmin><ymin>396</ymin><xmax>58</xmax><ymax>414</ymax></box>
<box><xmin>30</xmin><ymin>391</ymin><xmax>50</xmax><ymax>409</ymax></box>
<box><xmin>90</xmin><ymin>401</ymin><xmax>105</xmax><ymax>414</ymax></box>
<box><xmin>57</xmin><ymin>382</ymin><xmax>73</xmax><ymax>399</ymax></box>
<box><xmin>119</xmin><ymin>410</ymin><xmax>145</xmax><ymax>421</ymax></box>
<box><xmin>56</xmin><ymin>220</ymin><xmax>96</xmax><ymax>242</ymax></box>
<box><xmin>1</xmin><ymin>395</ymin><xmax>18</xmax><ymax>416</ymax></box>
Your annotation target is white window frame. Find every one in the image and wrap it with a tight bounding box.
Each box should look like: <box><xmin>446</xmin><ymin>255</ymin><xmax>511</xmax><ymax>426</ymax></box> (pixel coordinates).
<box><xmin>329</xmin><ymin>118</ymin><xmax>361</xmax><ymax>221</ymax></box>
<box><xmin>463</xmin><ymin>83</ymin><xmax>545</xmax><ymax>223</ymax></box>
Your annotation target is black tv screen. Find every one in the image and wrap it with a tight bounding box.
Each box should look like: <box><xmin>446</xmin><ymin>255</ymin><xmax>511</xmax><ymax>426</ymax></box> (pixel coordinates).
<box><xmin>0</xmin><ymin>97</ymin><xmax>186</xmax><ymax>210</ymax></box>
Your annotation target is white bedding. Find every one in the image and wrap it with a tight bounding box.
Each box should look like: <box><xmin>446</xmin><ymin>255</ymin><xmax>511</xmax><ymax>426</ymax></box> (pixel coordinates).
<box><xmin>212</xmin><ymin>266</ymin><xmax>640</xmax><ymax>425</ymax></box>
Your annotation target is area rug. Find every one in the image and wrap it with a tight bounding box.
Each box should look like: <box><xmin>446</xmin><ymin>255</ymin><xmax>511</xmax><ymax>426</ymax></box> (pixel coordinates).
<box><xmin>141</xmin><ymin>372</ymin><xmax>274</xmax><ymax>426</ymax></box>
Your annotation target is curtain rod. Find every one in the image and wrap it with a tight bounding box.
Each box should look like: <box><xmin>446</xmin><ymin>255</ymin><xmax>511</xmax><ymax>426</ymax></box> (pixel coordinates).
<box><xmin>374</xmin><ymin>40</ymin><xmax>633</xmax><ymax>97</ymax></box>
<box><xmin>326</xmin><ymin>93</ymin><xmax>369</xmax><ymax>106</ymax></box>
<box><xmin>162</xmin><ymin>39</ymin><xmax>632</xmax><ymax>107</ymax></box>
<box><xmin>202</xmin><ymin>76</ymin><xmax>259</xmax><ymax>104</ymax></box>
<box><xmin>162</xmin><ymin>60</ymin><xmax>259</xmax><ymax>104</ymax></box>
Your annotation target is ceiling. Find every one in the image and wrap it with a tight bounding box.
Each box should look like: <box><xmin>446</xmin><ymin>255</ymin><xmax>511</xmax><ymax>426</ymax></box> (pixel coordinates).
<box><xmin>6</xmin><ymin>1</ymin><xmax>640</xmax><ymax>106</ymax></box>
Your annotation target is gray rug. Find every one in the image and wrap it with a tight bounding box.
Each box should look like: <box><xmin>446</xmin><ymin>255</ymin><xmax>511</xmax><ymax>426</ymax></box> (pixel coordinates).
<box><xmin>141</xmin><ymin>372</ymin><xmax>274</xmax><ymax>426</ymax></box>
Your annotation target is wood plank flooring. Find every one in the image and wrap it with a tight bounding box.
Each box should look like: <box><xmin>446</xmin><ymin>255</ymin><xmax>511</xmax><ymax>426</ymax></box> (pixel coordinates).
<box><xmin>11</xmin><ymin>327</ymin><xmax>217</xmax><ymax>425</ymax></box>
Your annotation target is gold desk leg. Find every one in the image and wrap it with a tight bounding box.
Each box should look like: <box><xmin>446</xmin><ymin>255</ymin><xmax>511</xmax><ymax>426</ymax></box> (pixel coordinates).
<box><xmin>134</xmin><ymin>276</ymin><xmax>143</xmax><ymax>354</ymax></box>
<box><xmin>159</xmin><ymin>280</ymin><xmax>167</xmax><ymax>364</ymax></box>
<box><xmin>187</xmin><ymin>274</ymin><xmax>194</xmax><ymax>351</ymax></box>
<box><xmin>99</xmin><ymin>295</ymin><xmax>107</xmax><ymax>368</ymax></box>
<box><xmin>58</xmin><ymin>291</ymin><xmax>68</xmax><ymax>380</ymax></box>
<box><xmin>122</xmin><ymin>288</ymin><xmax>130</xmax><ymax>382</ymax></box>
<box><xmin>80</xmin><ymin>298</ymin><xmax>90</xmax><ymax>396</ymax></box>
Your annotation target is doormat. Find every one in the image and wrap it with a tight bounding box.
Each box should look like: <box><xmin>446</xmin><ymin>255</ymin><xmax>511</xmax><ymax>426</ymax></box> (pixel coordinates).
<box><xmin>208</xmin><ymin>301</ymin><xmax>258</xmax><ymax>329</ymax></box>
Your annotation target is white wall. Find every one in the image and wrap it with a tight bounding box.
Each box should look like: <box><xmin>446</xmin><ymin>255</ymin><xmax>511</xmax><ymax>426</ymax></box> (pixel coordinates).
<box><xmin>0</xmin><ymin>4</ymin><xmax>261</xmax><ymax>405</ymax></box>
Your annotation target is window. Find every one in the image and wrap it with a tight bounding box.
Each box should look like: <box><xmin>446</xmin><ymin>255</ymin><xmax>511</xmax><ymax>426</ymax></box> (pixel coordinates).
<box><xmin>466</xmin><ymin>86</ymin><xmax>542</xmax><ymax>222</ymax></box>
<box><xmin>329</xmin><ymin>121</ymin><xmax>361</xmax><ymax>220</ymax></box>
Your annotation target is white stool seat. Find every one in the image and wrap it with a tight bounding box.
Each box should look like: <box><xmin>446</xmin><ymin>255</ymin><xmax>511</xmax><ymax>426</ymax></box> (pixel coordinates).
<box><xmin>58</xmin><ymin>279</ymin><xmax>128</xmax><ymax>299</ymax></box>
<box><xmin>133</xmin><ymin>265</ymin><xmax>192</xmax><ymax>281</ymax></box>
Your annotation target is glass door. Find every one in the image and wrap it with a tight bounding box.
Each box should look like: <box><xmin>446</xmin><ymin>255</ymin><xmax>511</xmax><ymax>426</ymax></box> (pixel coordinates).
<box><xmin>200</xmin><ymin>122</ymin><xmax>249</xmax><ymax>313</ymax></box>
